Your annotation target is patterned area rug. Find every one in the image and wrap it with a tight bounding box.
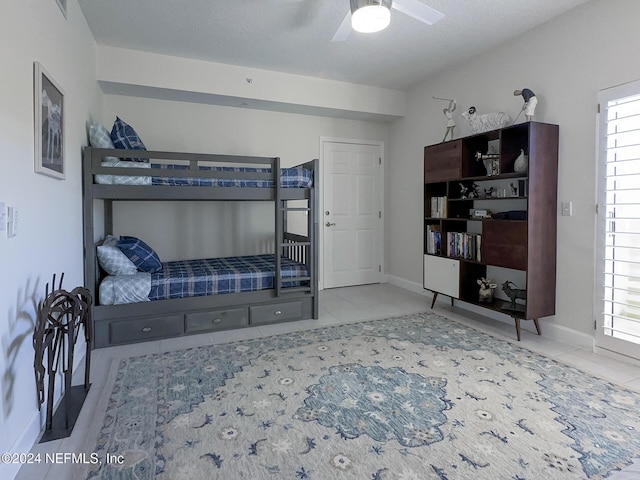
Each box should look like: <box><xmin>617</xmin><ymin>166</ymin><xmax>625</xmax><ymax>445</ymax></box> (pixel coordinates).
<box><xmin>82</xmin><ymin>313</ymin><xmax>640</xmax><ymax>479</ymax></box>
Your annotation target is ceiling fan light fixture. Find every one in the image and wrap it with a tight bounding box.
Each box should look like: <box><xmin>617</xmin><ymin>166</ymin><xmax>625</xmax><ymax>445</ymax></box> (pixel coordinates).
<box><xmin>351</xmin><ymin>1</ymin><xmax>391</xmax><ymax>34</ymax></box>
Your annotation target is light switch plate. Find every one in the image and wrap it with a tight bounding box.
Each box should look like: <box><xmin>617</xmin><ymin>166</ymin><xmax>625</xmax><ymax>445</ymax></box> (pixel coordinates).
<box><xmin>0</xmin><ymin>202</ymin><xmax>5</xmax><ymax>232</ymax></box>
<box><xmin>561</xmin><ymin>201</ymin><xmax>573</xmax><ymax>216</ymax></box>
<box><xmin>7</xmin><ymin>206</ymin><xmax>17</xmax><ymax>237</ymax></box>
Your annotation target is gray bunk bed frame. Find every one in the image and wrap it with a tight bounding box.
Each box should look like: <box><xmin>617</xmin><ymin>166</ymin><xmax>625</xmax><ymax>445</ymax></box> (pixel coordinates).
<box><xmin>82</xmin><ymin>147</ymin><xmax>319</xmax><ymax>348</ymax></box>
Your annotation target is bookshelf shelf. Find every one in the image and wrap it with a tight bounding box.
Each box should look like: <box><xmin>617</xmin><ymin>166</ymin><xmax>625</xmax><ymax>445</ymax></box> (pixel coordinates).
<box><xmin>448</xmin><ymin>196</ymin><xmax>527</xmax><ymax>202</ymax></box>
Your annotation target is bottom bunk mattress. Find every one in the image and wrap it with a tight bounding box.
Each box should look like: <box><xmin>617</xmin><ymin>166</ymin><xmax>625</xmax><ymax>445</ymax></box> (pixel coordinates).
<box><xmin>99</xmin><ymin>254</ymin><xmax>309</xmax><ymax>306</ymax></box>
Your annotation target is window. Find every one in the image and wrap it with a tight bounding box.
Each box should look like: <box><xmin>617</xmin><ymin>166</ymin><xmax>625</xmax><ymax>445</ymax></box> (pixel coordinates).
<box><xmin>597</xmin><ymin>81</ymin><xmax>640</xmax><ymax>353</ymax></box>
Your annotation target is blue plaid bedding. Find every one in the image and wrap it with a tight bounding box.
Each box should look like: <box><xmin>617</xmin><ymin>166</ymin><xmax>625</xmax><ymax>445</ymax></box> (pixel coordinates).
<box><xmin>149</xmin><ymin>254</ymin><xmax>309</xmax><ymax>301</ymax></box>
<box><xmin>149</xmin><ymin>164</ymin><xmax>313</xmax><ymax>188</ymax></box>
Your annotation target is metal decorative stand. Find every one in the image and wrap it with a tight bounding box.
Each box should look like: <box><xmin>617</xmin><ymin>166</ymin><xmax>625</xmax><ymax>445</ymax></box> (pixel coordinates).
<box><xmin>33</xmin><ymin>273</ymin><xmax>92</xmax><ymax>443</ymax></box>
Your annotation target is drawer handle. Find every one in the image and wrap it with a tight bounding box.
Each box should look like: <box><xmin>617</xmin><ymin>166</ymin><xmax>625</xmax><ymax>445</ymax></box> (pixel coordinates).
<box><xmin>141</xmin><ymin>327</ymin><xmax>152</xmax><ymax>333</ymax></box>
<box><xmin>274</xmin><ymin>310</ymin><xmax>282</xmax><ymax>316</ymax></box>
<box><xmin>212</xmin><ymin>318</ymin><xmax>222</xmax><ymax>324</ymax></box>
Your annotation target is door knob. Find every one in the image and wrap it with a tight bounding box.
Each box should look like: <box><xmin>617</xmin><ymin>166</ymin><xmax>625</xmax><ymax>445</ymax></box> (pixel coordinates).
<box><xmin>325</xmin><ymin>222</ymin><xmax>336</xmax><ymax>227</ymax></box>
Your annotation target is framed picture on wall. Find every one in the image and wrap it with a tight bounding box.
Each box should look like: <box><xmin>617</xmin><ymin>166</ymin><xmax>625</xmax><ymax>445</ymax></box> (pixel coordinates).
<box><xmin>34</xmin><ymin>62</ymin><xmax>65</xmax><ymax>179</ymax></box>
<box><xmin>55</xmin><ymin>0</ymin><xmax>67</xmax><ymax>18</ymax></box>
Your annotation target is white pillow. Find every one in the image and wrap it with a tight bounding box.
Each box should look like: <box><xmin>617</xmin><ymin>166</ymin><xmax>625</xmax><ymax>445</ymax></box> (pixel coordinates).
<box><xmin>96</xmin><ymin>235</ymin><xmax>138</xmax><ymax>275</ymax></box>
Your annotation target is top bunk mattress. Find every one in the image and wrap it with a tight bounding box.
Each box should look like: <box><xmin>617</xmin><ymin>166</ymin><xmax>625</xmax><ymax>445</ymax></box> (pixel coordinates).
<box><xmin>95</xmin><ymin>162</ymin><xmax>313</xmax><ymax>188</ymax></box>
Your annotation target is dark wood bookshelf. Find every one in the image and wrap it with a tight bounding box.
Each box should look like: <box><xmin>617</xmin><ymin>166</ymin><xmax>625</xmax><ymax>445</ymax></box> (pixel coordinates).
<box><xmin>423</xmin><ymin>121</ymin><xmax>559</xmax><ymax>341</ymax></box>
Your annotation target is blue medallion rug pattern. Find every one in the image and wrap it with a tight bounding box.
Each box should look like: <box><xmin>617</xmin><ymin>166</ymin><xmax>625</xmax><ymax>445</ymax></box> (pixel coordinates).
<box><xmin>83</xmin><ymin>313</ymin><xmax>640</xmax><ymax>479</ymax></box>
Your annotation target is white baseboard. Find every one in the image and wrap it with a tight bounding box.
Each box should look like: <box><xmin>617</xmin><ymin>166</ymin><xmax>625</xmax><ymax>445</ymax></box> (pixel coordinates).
<box><xmin>594</xmin><ymin>345</ymin><xmax>640</xmax><ymax>367</ymax></box>
<box><xmin>386</xmin><ymin>275</ymin><xmax>594</xmax><ymax>349</ymax></box>
<box><xmin>539</xmin><ymin>322</ymin><xmax>595</xmax><ymax>350</ymax></box>
<box><xmin>387</xmin><ymin>275</ymin><xmax>429</xmax><ymax>296</ymax></box>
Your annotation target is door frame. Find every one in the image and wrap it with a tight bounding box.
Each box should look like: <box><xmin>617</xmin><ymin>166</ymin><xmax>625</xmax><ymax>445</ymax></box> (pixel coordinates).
<box><xmin>319</xmin><ymin>136</ymin><xmax>385</xmax><ymax>290</ymax></box>
<box><xmin>594</xmin><ymin>80</ymin><xmax>640</xmax><ymax>361</ymax></box>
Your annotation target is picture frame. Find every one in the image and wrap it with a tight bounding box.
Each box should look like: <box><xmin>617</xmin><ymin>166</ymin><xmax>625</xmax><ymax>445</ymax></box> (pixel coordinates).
<box><xmin>55</xmin><ymin>0</ymin><xmax>67</xmax><ymax>19</ymax></box>
<box><xmin>34</xmin><ymin>62</ymin><xmax>65</xmax><ymax>180</ymax></box>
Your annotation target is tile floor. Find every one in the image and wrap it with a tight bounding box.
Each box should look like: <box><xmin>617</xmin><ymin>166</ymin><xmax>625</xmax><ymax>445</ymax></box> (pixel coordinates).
<box><xmin>16</xmin><ymin>284</ymin><xmax>640</xmax><ymax>479</ymax></box>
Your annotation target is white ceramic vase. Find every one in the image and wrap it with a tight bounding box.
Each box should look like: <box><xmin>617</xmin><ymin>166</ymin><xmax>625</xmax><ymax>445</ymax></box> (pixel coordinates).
<box><xmin>514</xmin><ymin>149</ymin><xmax>528</xmax><ymax>173</ymax></box>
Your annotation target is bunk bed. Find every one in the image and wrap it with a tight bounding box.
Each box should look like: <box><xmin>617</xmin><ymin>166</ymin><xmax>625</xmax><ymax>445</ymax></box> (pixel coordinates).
<box><xmin>82</xmin><ymin>147</ymin><xmax>319</xmax><ymax>348</ymax></box>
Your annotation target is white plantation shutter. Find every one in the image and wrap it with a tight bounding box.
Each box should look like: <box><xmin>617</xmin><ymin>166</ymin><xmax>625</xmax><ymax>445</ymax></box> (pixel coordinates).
<box><xmin>597</xmin><ymin>81</ymin><xmax>640</xmax><ymax>355</ymax></box>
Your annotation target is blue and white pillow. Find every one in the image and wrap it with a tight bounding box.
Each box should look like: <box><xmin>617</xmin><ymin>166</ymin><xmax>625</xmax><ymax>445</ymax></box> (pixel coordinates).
<box><xmin>118</xmin><ymin>236</ymin><xmax>162</xmax><ymax>273</ymax></box>
<box><xmin>110</xmin><ymin>117</ymin><xmax>148</xmax><ymax>162</ymax></box>
<box><xmin>96</xmin><ymin>235</ymin><xmax>138</xmax><ymax>275</ymax></box>
<box><xmin>90</xmin><ymin>122</ymin><xmax>152</xmax><ymax>184</ymax></box>
<box><xmin>94</xmin><ymin>160</ymin><xmax>152</xmax><ymax>186</ymax></box>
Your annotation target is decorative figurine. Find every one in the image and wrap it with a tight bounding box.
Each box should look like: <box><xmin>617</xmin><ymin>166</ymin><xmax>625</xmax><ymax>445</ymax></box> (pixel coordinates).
<box><xmin>477</xmin><ymin>277</ymin><xmax>497</xmax><ymax>303</ymax></box>
<box><xmin>459</xmin><ymin>183</ymin><xmax>468</xmax><ymax>199</ymax></box>
<box><xmin>491</xmin><ymin>157</ymin><xmax>500</xmax><ymax>176</ymax></box>
<box><xmin>514</xmin><ymin>88</ymin><xmax>538</xmax><ymax>121</ymax></box>
<box><xmin>468</xmin><ymin>183</ymin><xmax>480</xmax><ymax>199</ymax></box>
<box><xmin>484</xmin><ymin>186</ymin><xmax>494</xmax><ymax>198</ymax></box>
<box><xmin>476</xmin><ymin>151</ymin><xmax>500</xmax><ymax>176</ymax></box>
<box><xmin>501</xmin><ymin>281</ymin><xmax>527</xmax><ymax>309</ymax></box>
<box><xmin>462</xmin><ymin>106</ymin><xmax>511</xmax><ymax>134</ymax></box>
<box><xmin>434</xmin><ymin>97</ymin><xmax>457</xmax><ymax>142</ymax></box>
<box><xmin>442</xmin><ymin>99</ymin><xmax>456</xmax><ymax>142</ymax></box>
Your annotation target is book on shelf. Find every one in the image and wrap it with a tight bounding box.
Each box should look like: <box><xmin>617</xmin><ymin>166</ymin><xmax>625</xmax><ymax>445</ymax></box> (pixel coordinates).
<box><xmin>430</xmin><ymin>196</ymin><xmax>448</xmax><ymax>218</ymax></box>
<box><xmin>426</xmin><ymin>224</ymin><xmax>442</xmax><ymax>255</ymax></box>
<box><xmin>446</xmin><ymin>232</ymin><xmax>482</xmax><ymax>262</ymax></box>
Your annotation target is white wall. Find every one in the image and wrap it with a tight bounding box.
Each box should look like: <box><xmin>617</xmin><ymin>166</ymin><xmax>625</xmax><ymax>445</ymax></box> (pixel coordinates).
<box><xmin>0</xmin><ymin>1</ymin><xmax>99</xmax><ymax>477</ymax></box>
<box><xmin>101</xmin><ymin>95</ymin><xmax>389</xmax><ymax>261</ymax></box>
<box><xmin>96</xmin><ymin>46</ymin><xmax>406</xmax><ymax>121</ymax></box>
<box><xmin>387</xmin><ymin>0</ymin><xmax>640</xmax><ymax>341</ymax></box>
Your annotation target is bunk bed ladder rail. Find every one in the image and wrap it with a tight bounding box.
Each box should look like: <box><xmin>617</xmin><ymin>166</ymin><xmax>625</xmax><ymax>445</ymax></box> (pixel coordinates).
<box><xmin>82</xmin><ymin>148</ymin><xmax>99</xmax><ymax>337</ymax></box>
<box><xmin>276</xmin><ymin>159</ymin><xmax>317</xmax><ymax>297</ymax></box>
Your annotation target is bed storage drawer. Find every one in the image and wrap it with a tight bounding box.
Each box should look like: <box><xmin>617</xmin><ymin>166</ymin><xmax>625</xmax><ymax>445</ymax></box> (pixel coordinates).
<box><xmin>250</xmin><ymin>300</ymin><xmax>303</xmax><ymax>325</ymax></box>
<box><xmin>109</xmin><ymin>314</ymin><xmax>184</xmax><ymax>344</ymax></box>
<box><xmin>185</xmin><ymin>307</ymin><xmax>248</xmax><ymax>333</ymax></box>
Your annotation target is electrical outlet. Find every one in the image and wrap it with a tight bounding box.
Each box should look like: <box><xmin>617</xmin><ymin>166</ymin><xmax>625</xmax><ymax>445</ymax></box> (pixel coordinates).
<box><xmin>561</xmin><ymin>201</ymin><xmax>573</xmax><ymax>216</ymax></box>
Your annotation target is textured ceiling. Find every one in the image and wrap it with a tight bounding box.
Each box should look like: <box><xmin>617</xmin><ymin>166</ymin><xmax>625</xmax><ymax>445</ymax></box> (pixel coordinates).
<box><xmin>78</xmin><ymin>0</ymin><xmax>592</xmax><ymax>91</ymax></box>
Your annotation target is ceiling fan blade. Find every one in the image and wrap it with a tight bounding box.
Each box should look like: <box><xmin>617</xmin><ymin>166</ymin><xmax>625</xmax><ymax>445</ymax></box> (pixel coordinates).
<box><xmin>332</xmin><ymin>10</ymin><xmax>352</xmax><ymax>42</ymax></box>
<box><xmin>392</xmin><ymin>0</ymin><xmax>444</xmax><ymax>25</ymax></box>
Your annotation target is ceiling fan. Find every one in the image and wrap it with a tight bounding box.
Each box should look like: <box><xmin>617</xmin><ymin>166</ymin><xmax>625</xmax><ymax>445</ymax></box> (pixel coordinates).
<box><xmin>332</xmin><ymin>0</ymin><xmax>444</xmax><ymax>41</ymax></box>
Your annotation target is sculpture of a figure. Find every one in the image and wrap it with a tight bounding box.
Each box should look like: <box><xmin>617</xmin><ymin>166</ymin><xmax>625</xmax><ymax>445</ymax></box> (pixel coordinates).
<box><xmin>33</xmin><ymin>273</ymin><xmax>92</xmax><ymax>441</ymax></box>
<box><xmin>462</xmin><ymin>106</ymin><xmax>511</xmax><ymax>134</ymax></box>
<box><xmin>514</xmin><ymin>88</ymin><xmax>537</xmax><ymax>121</ymax></box>
<box><xmin>442</xmin><ymin>99</ymin><xmax>456</xmax><ymax>142</ymax></box>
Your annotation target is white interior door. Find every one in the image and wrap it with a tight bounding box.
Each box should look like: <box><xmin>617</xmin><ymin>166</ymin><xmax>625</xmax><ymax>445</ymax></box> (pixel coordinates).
<box><xmin>322</xmin><ymin>140</ymin><xmax>383</xmax><ymax>288</ymax></box>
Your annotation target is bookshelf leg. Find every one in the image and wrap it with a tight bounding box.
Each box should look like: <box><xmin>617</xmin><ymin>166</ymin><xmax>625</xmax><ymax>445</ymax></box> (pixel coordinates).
<box><xmin>514</xmin><ymin>318</ymin><xmax>521</xmax><ymax>341</ymax></box>
<box><xmin>430</xmin><ymin>292</ymin><xmax>438</xmax><ymax>309</ymax></box>
<box><xmin>533</xmin><ymin>318</ymin><xmax>541</xmax><ymax>336</ymax></box>
<box><xmin>450</xmin><ymin>297</ymin><xmax>454</xmax><ymax>307</ymax></box>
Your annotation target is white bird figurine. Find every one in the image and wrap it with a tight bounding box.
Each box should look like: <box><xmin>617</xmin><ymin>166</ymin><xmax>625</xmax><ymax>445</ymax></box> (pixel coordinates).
<box><xmin>514</xmin><ymin>149</ymin><xmax>528</xmax><ymax>174</ymax></box>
